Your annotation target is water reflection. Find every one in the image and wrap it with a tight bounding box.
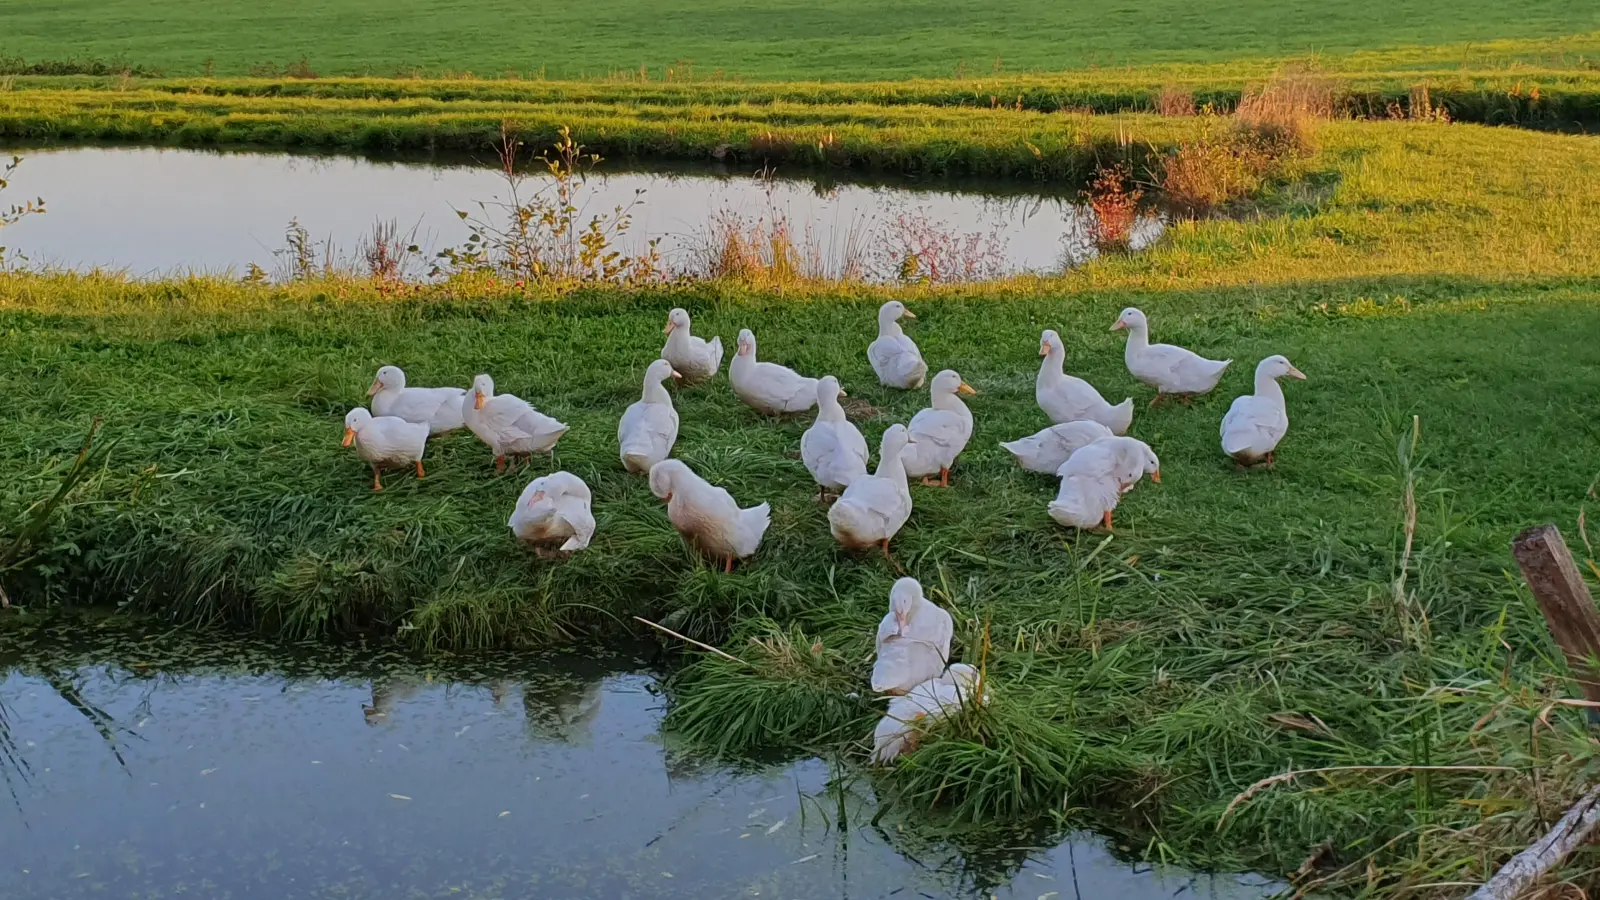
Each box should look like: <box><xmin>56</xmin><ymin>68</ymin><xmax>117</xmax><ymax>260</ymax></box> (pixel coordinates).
<box><xmin>0</xmin><ymin>615</ymin><xmax>1275</xmax><ymax>899</ymax></box>
<box><xmin>0</xmin><ymin>146</ymin><xmax>1164</xmax><ymax>278</ymax></box>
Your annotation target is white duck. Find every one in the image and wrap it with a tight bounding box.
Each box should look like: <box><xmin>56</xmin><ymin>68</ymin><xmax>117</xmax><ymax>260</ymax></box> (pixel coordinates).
<box><xmin>1037</xmin><ymin>330</ymin><xmax>1134</xmax><ymax>434</ymax></box>
<box><xmin>1220</xmin><ymin>355</ymin><xmax>1306</xmax><ymax>468</ymax></box>
<box><xmin>871</xmin><ymin>577</ymin><xmax>954</xmax><ymax>695</ymax></box>
<box><xmin>867</xmin><ymin>300</ymin><xmax>928</xmax><ymax>390</ymax></box>
<box><xmin>999</xmin><ymin>420</ymin><xmax>1115</xmax><ymax>475</ymax></box>
<box><xmin>1049</xmin><ymin>436</ymin><xmax>1160</xmax><ymax>530</ymax></box>
<box><xmin>1112</xmin><ymin>307</ymin><xmax>1232</xmax><ymax>404</ymax></box>
<box><xmin>728</xmin><ymin>328</ymin><xmax>819</xmax><ymax>415</ymax></box>
<box><xmin>828</xmin><ymin>424</ymin><xmax>915</xmax><ymax>558</ymax></box>
<box><xmin>900</xmin><ymin>370</ymin><xmax>977</xmax><ymax>487</ymax></box>
<box><xmin>342</xmin><ymin>407</ymin><xmax>428</xmax><ymax>491</ymax></box>
<box><xmin>367</xmin><ymin>365</ymin><xmax>466</xmax><ymax>436</ymax></box>
<box><xmin>648</xmin><ymin>459</ymin><xmax>771</xmax><ymax>572</ymax></box>
<box><xmin>509</xmin><ymin>471</ymin><xmax>595</xmax><ymax>555</ymax></box>
<box><xmin>462</xmin><ymin>374</ymin><xmax>569</xmax><ymax>471</ymax></box>
<box><xmin>661</xmin><ymin>308</ymin><xmax>723</xmax><ymax>384</ymax></box>
<box><xmin>801</xmin><ymin>376</ymin><xmax>869</xmax><ymax>501</ymax></box>
<box><xmin>618</xmin><ymin>359</ymin><xmax>682</xmax><ymax>474</ymax></box>
<box><xmin>871</xmin><ymin>664</ymin><xmax>985</xmax><ymax>765</ymax></box>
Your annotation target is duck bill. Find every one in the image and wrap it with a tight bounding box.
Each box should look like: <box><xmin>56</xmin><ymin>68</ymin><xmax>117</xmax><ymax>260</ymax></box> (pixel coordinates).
<box><xmin>366</xmin><ymin>380</ymin><xmax>382</xmax><ymax>396</ymax></box>
<box><xmin>663</xmin><ymin>321</ymin><xmax>676</xmax><ymax>335</ymax></box>
<box><xmin>957</xmin><ymin>382</ymin><xmax>977</xmax><ymax>396</ymax></box>
<box><xmin>341</xmin><ymin>428</ymin><xmax>356</xmax><ymax>447</ymax></box>
<box><xmin>670</xmin><ymin>370</ymin><xmax>683</xmax><ymax>380</ymax></box>
<box><xmin>1038</xmin><ymin>344</ymin><xmax>1048</xmax><ymax>357</ymax></box>
<box><xmin>895</xmin><ymin>612</ymin><xmax>909</xmax><ymax>634</ymax></box>
<box><xmin>1288</xmin><ymin>366</ymin><xmax>1307</xmax><ymax>380</ymax></box>
<box><xmin>1110</xmin><ymin>321</ymin><xmax>1126</xmax><ymax>331</ymax></box>
<box><xmin>474</xmin><ymin>392</ymin><xmax>486</xmax><ymax>410</ymax></box>
<box><xmin>837</xmin><ymin>388</ymin><xmax>849</xmax><ymax>397</ymax></box>
<box><xmin>527</xmin><ymin>490</ymin><xmax>546</xmax><ymax>507</ymax></box>
<box><xmin>1151</xmin><ymin>469</ymin><xmax>1162</xmax><ymax>484</ymax></box>
<box><xmin>902</xmin><ymin>309</ymin><xmax>916</xmax><ymax>319</ymax></box>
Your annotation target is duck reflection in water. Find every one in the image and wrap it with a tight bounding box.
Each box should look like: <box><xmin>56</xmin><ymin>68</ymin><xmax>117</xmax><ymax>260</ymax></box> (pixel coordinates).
<box><xmin>363</xmin><ymin>675</ymin><xmax>422</xmax><ymax>725</ymax></box>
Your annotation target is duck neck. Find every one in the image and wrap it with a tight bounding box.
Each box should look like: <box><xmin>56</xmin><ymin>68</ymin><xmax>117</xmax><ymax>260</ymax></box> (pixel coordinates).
<box><xmin>1039</xmin><ymin>347</ymin><xmax>1066</xmax><ymax>385</ymax></box>
<box><xmin>1124</xmin><ymin>323</ymin><xmax>1150</xmax><ymax>356</ymax></box>
<box><xmin>664</xmin><ymin>328</ymin><xmax>689</xmax><ymax>355</ymax></box>
<box><xmin>878</xmin><ymin>311</ymin><xmax>904</xmax><ymax>339</ymax></box>
<box><xmin>1254</xmin><ymin>371</ymin><xmax>1286</xmax><ymax>408</ymax></box>
<box><xmin>877</xmin><ymin>444</ymin><xmax>909</xmax><ymax>483</ymax></box>
<box><xmin>643</xmin><ymin>377</ymin><xmax>673</xmax><ymax>405</ymax></box>
<box><xmin>817</xmin><ymin>393</ymin><xmax>847</xmax><ymax>423</ymax></box>
<box><xmin>930</xmin><ymin>389</ymin><xmax>968</xmax><ymax>416</ymax></box>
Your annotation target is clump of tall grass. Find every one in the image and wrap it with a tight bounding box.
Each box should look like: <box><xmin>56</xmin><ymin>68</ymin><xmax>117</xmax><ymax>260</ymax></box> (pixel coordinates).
<box><xmin>664</xmin><ymin>618</ymin><xmax>874</xmax><ymax>757</ymax></box>
<box><xmin>1233</xmin><ymin>68</ymin><xmax>1335</xmax><ymax>157</ymax></box>
<box><xmin>1154</xmin><ymin>84</ymin><xmax>1197</xmax><ymax>116</ymax></box>
<box><xmin>878</xmin><ymin>679</ymin><xmax>1105</xmax><ymax>822</ymax></box>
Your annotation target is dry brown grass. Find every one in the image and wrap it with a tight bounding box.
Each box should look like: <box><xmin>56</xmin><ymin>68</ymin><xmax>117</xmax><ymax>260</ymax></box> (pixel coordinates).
<box><xmin>1155</xmin><ymin>84</ymin><xmax>1197</xmax><ymax>116</ymax></box>
<box><xmin>1158</xmin><ymin>122</ymin><xmax>1276</xmax><ymax>218</ymax></box>
<box><xmin>1235</xmin><ymin>68</ymin><xmax>1336</xmax><ymax>156</ymax></box>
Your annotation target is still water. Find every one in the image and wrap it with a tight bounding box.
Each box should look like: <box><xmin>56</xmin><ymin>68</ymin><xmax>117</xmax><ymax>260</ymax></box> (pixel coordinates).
<box><xmin>1</xmin><ymin>147</ymin><xmax>1162</xmax><ymax>278</ymax></box>
<box><xmin>0</xmin><ymin>616</ymin><xmax>1278</xmax><ymax>899</ymax></box>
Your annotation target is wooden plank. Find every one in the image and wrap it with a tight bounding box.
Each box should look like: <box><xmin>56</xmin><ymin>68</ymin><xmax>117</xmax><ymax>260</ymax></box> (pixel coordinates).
<box><xmin>1512</xmin><ymin>524</ymin><xmax>1600</xmax><ymax>704</ymax></box>
<box><xmin>1467</xmin><ymin>782</ymin><xmax>1600</xmax><ymax>900</ymax></box>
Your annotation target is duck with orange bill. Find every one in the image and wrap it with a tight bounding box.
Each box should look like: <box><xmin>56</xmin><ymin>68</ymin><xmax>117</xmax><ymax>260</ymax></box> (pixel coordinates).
<box><xmin>1111</xmin><ymin>307</ymin><xmax>1231</xmax><ymax>406</ymax></box>
<box><xmin>342</xmin><ymin>407</ymin><xmax>428</xmax><ymax>492</ymax></box>
<box><xmin>728</xmin><ymin>327</ymin><xmax>820</xmax><ymax>416</ymax></box>
<box><xmin>1220</xmin><ymin>355</ymin><xmax>1307</xmax><ymax>469</ymax></box>
<box><xmin>1036</xmin><ymin>330</ymin><xmax>1134</xmax><ymax>434</ymax></box>
<box><xmin>660</xmin><ymin>308</ymin><xmax>723</xmax><ymax>384</ymax></box>
<box><xmin>366</xmin><ymin>365</ymin><xmax>466</xmax><ymax>436</ymax></box>
<box><xmin>461</xmin><ymin>374</ymin><xmax>569</xmax><ymax>472</ymax></box>
<box><xmin>900</xmin><ymin>370</ymin><xmax>977</xmax><ymax>488</ymax></box>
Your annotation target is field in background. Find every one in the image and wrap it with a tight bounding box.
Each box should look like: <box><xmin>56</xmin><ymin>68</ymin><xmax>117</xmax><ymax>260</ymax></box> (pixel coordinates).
<box><xmin>2</xmin><ymin>1</ymin><xmax>1598</xmax><ymax>80</ymax></box>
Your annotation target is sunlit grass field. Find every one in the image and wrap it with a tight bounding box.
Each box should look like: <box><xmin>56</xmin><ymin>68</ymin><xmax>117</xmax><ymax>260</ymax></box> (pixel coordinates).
<box><xmin>3</xmin><ymin>0</ymin><xmax>1598</xmax><ymax>79</ymax></box>
<box><xmin>3</xmin><ymin>103</ymin><xmax>1600</xmax><ymax>889</ymax></box>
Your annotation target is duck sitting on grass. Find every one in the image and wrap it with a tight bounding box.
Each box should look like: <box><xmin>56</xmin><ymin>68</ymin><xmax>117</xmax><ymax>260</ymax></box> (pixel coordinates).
<box><xmin>509</xmin><ymin>472</ymin><xmax>595</xmax><ymax>556</ymax></box>
<box><xmin>871</xmin><ymin>664</ymin><xmax>985</xmax><ymax>765</ymax></box>
<box><xmin>342</xmin><ymin>407</ymin><xmax>427</xmax><ymax>492</ymax></box>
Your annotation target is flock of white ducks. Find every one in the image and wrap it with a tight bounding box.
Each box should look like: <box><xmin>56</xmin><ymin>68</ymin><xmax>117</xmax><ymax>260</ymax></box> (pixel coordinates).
<box><xmin>341</xmin><ymin>302</ymin><xmax>1307</xmax><ymax>566</ymax></box>
<box><xmin>340</xmin><ymin>302</ymin><xmax>1308</xmax><ymax>762</ymax></box>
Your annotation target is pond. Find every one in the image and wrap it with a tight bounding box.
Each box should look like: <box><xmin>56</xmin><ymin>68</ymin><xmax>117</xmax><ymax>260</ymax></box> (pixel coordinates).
<box><xmin>0</xmin><ymin>146</ymin><xmax>1163</xmax><ymax>279</ymax></box>
<box><xmin>0</xmin><ymin>616</ymin><xmax>1280</xmax><ymax>900</ymax></box>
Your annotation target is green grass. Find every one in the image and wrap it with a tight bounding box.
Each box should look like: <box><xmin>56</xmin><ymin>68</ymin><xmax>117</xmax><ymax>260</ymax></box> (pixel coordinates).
<box><xmin>4</xmin><ymin>74</ymin><xmax>1600</xmax><ymax>894</ymax></box>
<box><xmin>3</xmin><ymin>0</ymin><xmax>1599</xmax><ymax>80</ymax></box>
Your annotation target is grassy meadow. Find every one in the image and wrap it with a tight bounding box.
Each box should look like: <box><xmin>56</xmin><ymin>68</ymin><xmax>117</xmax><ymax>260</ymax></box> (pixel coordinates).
<box><xmin>3</xmin><ymin>1</ymin><xmax>1597</xmax><ymax>80</ymax></box>
<box><xmin>4</xmin><ymin>98</ymin><xmax>1600</xmax><ymax>890</ymax></box>
<box><xmin>5</xmin><ymin>2</ymin><xmax>1600</xmax><ymax>890</ymax></box>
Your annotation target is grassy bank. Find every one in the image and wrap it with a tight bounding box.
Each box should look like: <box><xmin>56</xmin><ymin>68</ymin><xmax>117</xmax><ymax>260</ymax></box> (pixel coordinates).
<box><xmin>2</xmin><ymin>270</ymin><xmax>1599</xmax><ymax>891</ymax></box>
<box><xmin>4</xmin><ymin>63</ymin><xmax>1600</xmax><ymax>895</ymax></box>
<box><xmin>3</xmin><ymin>0</ymin><xmax>1596</xmax><ymax>80</ymax></box>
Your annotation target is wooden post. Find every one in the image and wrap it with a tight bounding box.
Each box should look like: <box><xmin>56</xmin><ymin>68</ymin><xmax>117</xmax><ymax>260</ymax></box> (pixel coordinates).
<box><xmin>1512</xmin><ymin>524</ymin><xmax>1600</xmax><ymax>705</ymax></box>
